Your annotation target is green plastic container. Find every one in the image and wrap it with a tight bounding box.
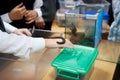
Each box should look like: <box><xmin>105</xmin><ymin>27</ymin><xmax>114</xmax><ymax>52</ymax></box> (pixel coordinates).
<box><xmin>51</xmin><ymin>45</ymin><xmax>99</xmax><ymax>80</ymax></box>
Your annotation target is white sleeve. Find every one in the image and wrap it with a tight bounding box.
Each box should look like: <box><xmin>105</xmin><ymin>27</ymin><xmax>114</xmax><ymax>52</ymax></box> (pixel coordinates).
<box><xmin>33</xmin><ymin>0</ymin><xmax>43</xmax><ymax>17</ymax></box>
<box><xmin>3</xmin><ymin>21</ymin><xmax>17</xmax><ymax>33</ymax></box>
<box><xmin>1</xmin><ymin>13</ymin><xmax>12</xmax><ymax>23</ymax></box>
<box><xmin>0</xmin><ymin>30</ymin><xmax>45</xmax><ymax>59</ymax></box>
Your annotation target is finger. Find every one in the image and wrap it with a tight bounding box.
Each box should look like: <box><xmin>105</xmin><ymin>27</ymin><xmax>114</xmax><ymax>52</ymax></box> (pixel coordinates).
<box><xmin>36</xmin><ymin>23</ymin><xmax>45</xmax><ymax>29</ymax></box>
<box><xmin>16</xmin><ymin>32</ymin><xmax>25</xmax><ymax>35</ymax></box>
<box><xmin>20</xmin><ymin>6</ymin><xmax>26</xmax><ymax>12</ymax></box>
<box><xmin>35</xmin><ymin>19</ymin><xmax>45</xmax><ymax>27</ymax></box>
<box><xmin>16</xmin><ymin>3</ymin><xmax>24</xmax><ymax>8</ymax></box>
<box><xmin>18</xmin><ymin>29</ymin><xmax>32</xmax><ymax>36</ymax></box>
<box><xmin>40</xmin><ymin>22</ymin><xmax>45</xmax><ymax>27</ymax></box>
<box><xmin>23</xmin><ymin>30</ymin><xmax>32</xmax><ymax>36</ymax></box>
<box><xmin>25</xmin><ymin>16</ymin><xmax>32</xmax><ymax>21</ymax></box>
<box><xmin>19</xmin><ymin>6</ymin><xmax>27</xmax><ymax>15</ymax></box>
<box><xmin>65</xmin><ymin>39</ymin><xmax>75</xmax><ymax>49</ymax></box>
<box><xmin>36</xmin><ymin>22</ymin><xmax>45</xmax><ymax>28</ymax></box>
<box><xmin>24</xmin><ymin>11</ymin><xmax>31</xmax><ymax>17</ymax></box>
<box><xmin>26</xmin><ymin>19</ymin><xmax>34</xmax><ymax>24</ymax></box>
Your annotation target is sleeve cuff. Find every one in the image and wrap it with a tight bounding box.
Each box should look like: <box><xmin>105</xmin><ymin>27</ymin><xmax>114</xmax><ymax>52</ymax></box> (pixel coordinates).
<box><xmin>34</xmin><ymin>8</ymin><xmax>42</xmax><ymax>17</ymax></box>
<box><xmin>1</xmin><ymin>13</ymin><xmax>12</xmax><ymax>23</ymax></box>
<box><xmin>3</xmin><ymin>21</ymin><xmax>17</xmax><ymax>33</ymax></box>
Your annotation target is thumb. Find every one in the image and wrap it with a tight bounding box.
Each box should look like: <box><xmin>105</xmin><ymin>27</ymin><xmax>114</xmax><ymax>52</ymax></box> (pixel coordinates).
<box><xmin>22</xmin><ymin>31</ymin><xmax>32</xmax><ymax>36</ymax></box>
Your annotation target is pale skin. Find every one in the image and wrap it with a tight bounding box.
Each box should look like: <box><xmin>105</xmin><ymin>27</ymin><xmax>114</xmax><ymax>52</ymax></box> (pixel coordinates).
<box><xmin>9</xmin><ymin>3</ymin><xmax>26</xmax><ymax>21</ymax></box>
<box><xmin>45</xmin><ymin>39</ymin><xmax>74</xmax><ymax>49</ymax></box>
<box><xmin>35</xmin><ymin>17</ymin><xmax>45</xmax><ymax>29</ymax></box>
<box><xmin>24</xmin><ymin>10</ymin><xmax>38</xmax><ymax>24</ymax></box>
<box><xmin>13</xmin><ymin>28</ymin><xmax>32</xmax><ymax>36</ymax></box>
<box><xmin>13</xmin><ymin>29</ymin><xmax>74</xmax><ymax>49</ymax></box>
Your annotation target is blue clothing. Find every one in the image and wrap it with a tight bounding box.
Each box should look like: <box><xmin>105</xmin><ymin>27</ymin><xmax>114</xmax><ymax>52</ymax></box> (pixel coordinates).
<box><xmin>108</xmin><ymin>0</ymin><xmax>120</xmax><ymax>42</ymax></box>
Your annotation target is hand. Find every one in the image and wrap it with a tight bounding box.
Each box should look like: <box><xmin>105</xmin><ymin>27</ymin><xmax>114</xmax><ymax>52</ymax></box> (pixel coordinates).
<box><xmin>9</xmin><ymin>3</ymin><xmax>26</xmax><ymax>21</ymax></box>
<box><xmin>13</xmin><ymin>28</ymin><xmax>32</xmax><ymax>36</ymax></box>
<box><xmin>35</xmin><ymin>17</ymin><xmax>45</xmax><ymax>29</ymax></box>
<box><xmin>45</xmin><ymin>39</ymin><xmax>74</xmax><ymax>49</ymax></box>
<box><xmin>24</xmin><ymin>10</ymin><xmax>38</xmax><ymax>24</ymax></box>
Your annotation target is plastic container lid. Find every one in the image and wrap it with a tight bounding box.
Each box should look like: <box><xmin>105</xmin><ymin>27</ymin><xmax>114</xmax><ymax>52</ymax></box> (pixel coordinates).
<box><xmin>51</xmin><ymin>45</ymin><xmax>98</xmax><ymax>74</ymax></box>
<box><xmin>82</xmin><ymin>12</ymin><xmax>109</xmax><ymax>20</ymax></box>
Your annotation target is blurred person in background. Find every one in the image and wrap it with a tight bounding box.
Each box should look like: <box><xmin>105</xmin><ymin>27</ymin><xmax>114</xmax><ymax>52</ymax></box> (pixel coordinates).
<box><xmin>0</xmin><ymin>0</ymin><xmax>43</xmax><ymax>29</ymax></box>
<box><xmin>108</xmin><ymin>0</ymin><xmax>120</xmax><ymax>42</ymax></box>
<box><xmin>35</xmin><ymin>0</ymin><xmax>59</xmax><ymax>30</ymax></box>
<box><xmin>106</xmin><ymin>0</ymin><xmax>114</xmax><ymax>26</ymax></box>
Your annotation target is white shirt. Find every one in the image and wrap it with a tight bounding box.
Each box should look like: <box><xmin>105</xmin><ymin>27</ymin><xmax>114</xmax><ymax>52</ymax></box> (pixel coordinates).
<box><xmin>0</xmin><ymin>30</ymin><xmax>45</xmax><ymax>59</ymax></box>
<box><xmin>1</xmin><ymin>0</ymin><xmax>43</xmax><ymax>24</ymax></box>
<box><xmin>3</xmin><ymin>21</ymin><xmax>17</xmax><ymax>33</ymax></box>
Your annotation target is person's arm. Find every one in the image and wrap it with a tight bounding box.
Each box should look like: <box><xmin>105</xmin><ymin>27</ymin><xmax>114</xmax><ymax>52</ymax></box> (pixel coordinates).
<box><xmin>1</xmin><ymin>13</ymin><xmax>12</xmax><ymax>23</ymax></box>
<box><xmin>33</xmin><ymin>0</ymin><xmax>43</xmax><ymax>17</ymax></box>
<box><xmin>34</xmin><ymin>0</ymin><xmax>46</xmax><ymax>28</ymax></box>
<box><xmin>3</xmin><ymin>21</ymin><xmax>31</xmax><ymax>36</ymax></box>
<box><xmin>0</xmin><ymin>30</ymin><xmax>45</xmax><ymax>59</ymax></box>
<box><xmin>3</xmin><ymin>21</ymin><xmax>17</xmax><ymax>33</ymax></box>
<box><xmin>0</xmin><ymin>30</ymin><xmax>74</xmax><ymax>59</ymax></box>
<box><xmin>44</xmin><ymin>39</ymin><xmax>74</xmax><ymax>49</ymax></box>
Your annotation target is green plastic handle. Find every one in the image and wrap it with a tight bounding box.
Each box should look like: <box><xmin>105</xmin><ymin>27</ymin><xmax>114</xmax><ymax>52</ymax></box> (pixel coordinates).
<box><xmin>56</xmin><ymin>69</ymin><xmax>80</xmax><ymax>80</ymax></box>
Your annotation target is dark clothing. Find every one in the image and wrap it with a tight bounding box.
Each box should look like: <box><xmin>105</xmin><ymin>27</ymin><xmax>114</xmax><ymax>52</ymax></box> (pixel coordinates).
<box><xmin>106</xmin><ymin>0</ymin><xmax>114</xmax><ymax>26</ymax></box>
<box><xmin>82</xmin><ymin>0</ymin><xmax>102</xmax><ymax>4</ymax></box>
<box><xmin>44</xmin><ymin>22</ymin><xmax>53</xmax><ymax>30</ymax></box>
<box><xmin>0</xmin><ymin>0</ymin><xmax>35</xmax><ymax>29</ymax></box>
<box><xmin>0</xmin><ymin>17</ymin><xmax>6</xmax><ymax>32</ymax></box>
<box><xmin>41</xmin><ymin>0</ymin><xmax>58</xmax><ymax>22</ymax></box>
<box><xmin>40</xmin><ymin>0</ymin><xmax>59</xmax><ymax>30</ymax></box>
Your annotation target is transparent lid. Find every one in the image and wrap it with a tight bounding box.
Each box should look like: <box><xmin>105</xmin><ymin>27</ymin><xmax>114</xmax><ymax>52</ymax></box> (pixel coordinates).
<box><xmin>81</xmin><ymin>0</ymin><xmax>110</xmax><ymax>5</ymax></box>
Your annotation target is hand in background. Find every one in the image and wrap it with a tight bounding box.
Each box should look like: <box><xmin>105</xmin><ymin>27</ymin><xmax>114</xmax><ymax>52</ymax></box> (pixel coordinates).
<box><xmin>35</xmin><ymin>16</ymin><xmax>45</xmax><ymax>29</ymax></box>
<box><xmin>9</xmin><ymin>3</ymin><xmax>26</xmax><ymax>21</ymax></box>
<box><xmin>24</xmin><ymin>10</ymin><xmax>38</xmax><ymax>24</ymax></box>
<box><xmin>14</xmin><ymin>28</ymin><xmax>32</xmax><ymax>36</ymax></box>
